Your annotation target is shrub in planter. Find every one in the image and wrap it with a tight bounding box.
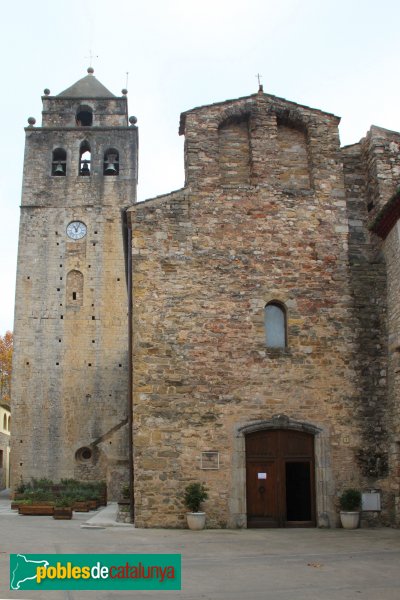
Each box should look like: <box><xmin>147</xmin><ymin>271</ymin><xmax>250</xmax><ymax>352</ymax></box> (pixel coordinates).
<box><xmin>339</xmin><ymin>489</ymin><xmax>361</xmax><ymax>511</ymax></box>
<box><xmin>339</xmin><ymin>488</ymin><xmax>361</xmax><ymax>529</ymax></box>
<box><xmin>183</xmin><ymin>483</ymin><xmax>208</xmax><ymax>530</ymax></box>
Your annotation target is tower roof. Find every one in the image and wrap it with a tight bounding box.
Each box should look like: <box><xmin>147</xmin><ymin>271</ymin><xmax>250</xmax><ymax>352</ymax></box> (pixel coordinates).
<box><xmin>57</xmin><ymin>69</ymin><xmax>115</xmax><ymax>98</ymax></box>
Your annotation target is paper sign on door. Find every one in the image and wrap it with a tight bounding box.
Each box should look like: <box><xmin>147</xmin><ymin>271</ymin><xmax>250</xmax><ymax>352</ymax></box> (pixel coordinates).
<box><xmin>257</xmin><ymin>473</ymin><xmax>267</xmax><ymax>479</ymax></box>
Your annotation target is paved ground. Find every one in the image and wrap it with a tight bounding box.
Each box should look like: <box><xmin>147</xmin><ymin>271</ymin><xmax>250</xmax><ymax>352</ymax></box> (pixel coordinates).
<box><xmin>0</xmin><ymin>492</ymin><xmax>399</xmax><ymax>600</ymax></box>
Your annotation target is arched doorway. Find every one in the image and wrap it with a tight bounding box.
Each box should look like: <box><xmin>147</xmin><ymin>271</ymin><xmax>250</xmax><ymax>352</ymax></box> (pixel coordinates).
<box><xmin>246</xmin><ymin>429</ymin><xmax>316</xmax><ymax>527</ymax></box>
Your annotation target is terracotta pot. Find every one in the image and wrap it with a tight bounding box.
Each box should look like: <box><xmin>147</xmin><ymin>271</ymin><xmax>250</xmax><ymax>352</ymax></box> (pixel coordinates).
<box><xmin>186</xmin><ymin>512</ymin><xmax>206</xmax><ymax>530</ymax></box>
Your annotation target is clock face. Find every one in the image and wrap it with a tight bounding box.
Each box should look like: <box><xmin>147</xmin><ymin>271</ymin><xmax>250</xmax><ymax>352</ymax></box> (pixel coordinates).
<box><xmin>66</xmin><ymin>221</ymin><xmax>87</xmax><ymax>240</ymax></box>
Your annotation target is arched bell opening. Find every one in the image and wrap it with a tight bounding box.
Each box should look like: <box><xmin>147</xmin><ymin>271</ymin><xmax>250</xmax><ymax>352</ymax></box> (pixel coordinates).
<box><xmin>51</xmin><ymin>148</ymin><xmax>67</xmax><ymax>176</ymax></box>
<box><xmin>76</xmin><ymin>105</ymin><xmax>93</xmax><ymax>127</ymax></box>
<box><xmin>79</xmin><ymin>141</ymin><xmax>91</xmax><ymax>176</ymax></box>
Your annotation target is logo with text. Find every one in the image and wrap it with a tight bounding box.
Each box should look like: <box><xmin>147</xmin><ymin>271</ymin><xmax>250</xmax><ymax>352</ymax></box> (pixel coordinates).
<box><xmin>10</xmin><ymin>554</ymin><xmax>181</xmax><ymax>591</ymax></box>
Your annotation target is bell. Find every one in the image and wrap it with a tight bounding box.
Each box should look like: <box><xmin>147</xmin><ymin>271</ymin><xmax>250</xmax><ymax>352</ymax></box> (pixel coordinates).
<box><xmin>54</xmin><ymin>162</ymin><xmax>65</xmax><ymax>175</ymax></box>
<box><xmin>80</xmin><ymin>160</ymin><xmax>90</xmax><ymax>175</ymax></box>
<box><xmin>104</xmin><ymin>153</ymin><xmax>118</xmax><ymax>175</ymax></box>
<box><xmin>104</xmin><ymin>161</ymin><xmax>117</xmax><ymax>175</ymax></box>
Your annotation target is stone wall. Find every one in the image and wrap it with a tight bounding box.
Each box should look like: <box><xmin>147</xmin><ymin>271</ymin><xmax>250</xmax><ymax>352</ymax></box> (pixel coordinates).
<box><xmin>218</xmin><ymin>117</ymin><xmax>250</xmax><ymax>185</ymax></box>
<box><xmin>359</xmin><ymin>125</ymin><xmax>400</xmax><ymax>526</ymax></box>
<box><xmin>129</xmin><ymin>92</ymin><xmax>372</xmax><ymax>528</ymax></box>
<box><xmin>342</xmin><ymin>142</ymin><xmax>391</xmax><ymax>524</ymax></box>
<box><xmin>382</xmin><ymin>222</ymin><xmax>400</xmax><ymax>525</ymax></box>
<box><xmin>362</xmin><ymin>126</ymin><xmax>400</xmax><ymax>215</ymax></box>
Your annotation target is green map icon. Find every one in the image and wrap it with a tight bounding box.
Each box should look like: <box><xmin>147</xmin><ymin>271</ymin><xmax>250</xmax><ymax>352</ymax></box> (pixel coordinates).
<box><xmin>10</xmin><ymin>554</ymin><xmax>49</xmax><ymax>590</ymax></box>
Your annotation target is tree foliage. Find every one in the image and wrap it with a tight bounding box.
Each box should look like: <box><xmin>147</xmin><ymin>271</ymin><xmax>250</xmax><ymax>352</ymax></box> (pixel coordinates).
<box><xmin>0</xmin><ymin>331</ymin><xmax>13</xmax><ymax>406</ymax></box>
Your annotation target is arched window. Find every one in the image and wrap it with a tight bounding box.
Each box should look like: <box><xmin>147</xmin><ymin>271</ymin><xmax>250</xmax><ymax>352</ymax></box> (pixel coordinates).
<box><xmin>264</xmin><ymin>302</ymin><xmax>286</xmax><ymax>348</ymax></box>
<box><xmin>76</xmin><ymin>105</ymin><xmax>93</xmax><ymax>127</ymax></box>
<box><xmin>66</xmin><ymin>270</ymin><xmax>84</xmax><ymax>306</ymax></box>
<box><xmin>3</xmin><ymin>414</ymin><xmax>6</xmax><ymax>430</ymax></box>
<box><xmin>79</xmin><ymin>141</ymin><xmax>91</xmax><ymax>176</ymax></box>
<box><xmin>103</xmin><ymin>148</ymin><xmax>119</xmax><ymax>176</ymax></box>
<box><xmin>7</xmin><ymin>416</ymin><xmax>10</xmax><ymax>431</ymax></box>
<box><xmin>51</xmin><ymin>148</ymin><xmax>67</xmax><ymax>176</ymax></box>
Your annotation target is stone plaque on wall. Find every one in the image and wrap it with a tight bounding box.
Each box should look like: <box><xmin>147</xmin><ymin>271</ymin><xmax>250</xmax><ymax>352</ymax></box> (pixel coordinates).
<box><xmin>201</xmin><ymin>451</ymin><xmax>219</xmax><ymax>470</ymax></box>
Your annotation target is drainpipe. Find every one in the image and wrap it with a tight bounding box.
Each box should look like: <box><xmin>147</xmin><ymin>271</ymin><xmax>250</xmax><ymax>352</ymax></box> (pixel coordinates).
<box><xmin>126</xmin><ymin>211</ymin><xmax>134</xmax><ymax>523</ymax></box>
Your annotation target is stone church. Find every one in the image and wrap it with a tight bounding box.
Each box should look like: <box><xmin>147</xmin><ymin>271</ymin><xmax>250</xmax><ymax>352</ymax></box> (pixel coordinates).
<box><xmin>11</xmin><ymin>69</ymin><xmax>400</xmax><ymax>528</ymax></box>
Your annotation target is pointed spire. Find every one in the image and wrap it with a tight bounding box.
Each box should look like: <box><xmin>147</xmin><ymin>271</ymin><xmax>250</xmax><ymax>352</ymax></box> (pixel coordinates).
<box><xmin>57</xmin><ymin>68</ymin><xmax>115</xmax><ymax>98</ymax></box>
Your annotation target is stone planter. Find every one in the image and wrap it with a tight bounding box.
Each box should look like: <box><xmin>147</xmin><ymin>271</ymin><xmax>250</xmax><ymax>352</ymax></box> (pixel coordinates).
<box><xmin>340</xmin><ymin>511</ymin><xmax>360</xmax><ymax>529</ymax></box>
<box><xmin>117</xmin><ymin>501</ymin><xmax>132</xmax><ymax>524</ymax></box>
<box><xmin>53</xmin><ymin>507</ymin><xmax>73</xmax><ymax>520</ymax></box>
<box><xmin>18</xmin><ymin>504</ymin><xmax>54</xmax><ymax>516</ymax></box>
<box><xmin>186</xmin><ymin>512</ymin><xmax>206</xmax><ymax>530</ymax></box>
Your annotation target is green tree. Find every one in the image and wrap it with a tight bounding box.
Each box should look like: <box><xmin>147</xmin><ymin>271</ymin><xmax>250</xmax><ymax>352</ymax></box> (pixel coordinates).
<box><xmin>0</xmin><ymin>331</ymin><xmax>13</xmax><ymax>406</ymax></box>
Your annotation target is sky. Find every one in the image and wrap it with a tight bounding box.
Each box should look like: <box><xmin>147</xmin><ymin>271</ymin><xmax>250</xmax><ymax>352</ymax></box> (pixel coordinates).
<box><xmin>1</xmin><ymin>0</ymin><xmax>400</xmax><ymax>333</ymax></box>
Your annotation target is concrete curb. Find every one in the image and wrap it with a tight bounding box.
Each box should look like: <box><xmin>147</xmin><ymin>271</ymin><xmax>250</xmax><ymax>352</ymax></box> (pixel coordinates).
<box><xmin>80</xmin><ymin>502</ymin><xmax>134</xmax><ymax>529</ymax></box>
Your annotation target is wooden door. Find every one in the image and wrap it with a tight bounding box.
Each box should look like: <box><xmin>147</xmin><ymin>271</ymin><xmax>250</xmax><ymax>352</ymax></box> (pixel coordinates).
<box><xmin>246</xmin><ymin>429</ymin><xmax>315</xmax><ymax>528</ymax></box>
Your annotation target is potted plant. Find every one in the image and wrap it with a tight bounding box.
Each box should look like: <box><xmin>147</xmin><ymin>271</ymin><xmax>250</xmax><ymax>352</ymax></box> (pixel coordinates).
<box><xmin>183</xmin><ymin>482</ymin><xmax>208</xmax><ymax>530</ymax></box>
<box><xmin>53</xmin><ymin>497</ymin><xmax>73</xmax><ymax>520</ymax></box>
<box><xmin>339</xmin><ymin>488</ymin><xmax>362</xmax><ymax>529</ymax></box>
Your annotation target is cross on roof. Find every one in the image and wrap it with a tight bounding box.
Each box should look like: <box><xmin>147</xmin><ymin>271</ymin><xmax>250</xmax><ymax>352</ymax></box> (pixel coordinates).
<box><xmin>85</xmin><ymin>50</ymin><xmax>99</xmax><ymax>68</ymax></box>
<box><xmin>255</xmin><ymin>73</ymin><xmax>263</xmax><ymax>92</ymax></box>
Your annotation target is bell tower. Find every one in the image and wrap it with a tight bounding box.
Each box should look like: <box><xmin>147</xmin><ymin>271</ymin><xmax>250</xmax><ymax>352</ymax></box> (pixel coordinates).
<box><xmin>11</xmin><ymin>69</ymin><xmax>138</xmax><ymax>497</ymax></box>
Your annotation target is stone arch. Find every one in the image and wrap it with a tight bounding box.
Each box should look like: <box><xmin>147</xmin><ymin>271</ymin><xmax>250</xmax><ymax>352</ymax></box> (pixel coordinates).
<box><xmin>229</xmin><ymin>415</ymin><xmax>335</xmax><ymax>528</ymax></box>
<box><xmin>216</xmin><ymin>102</ymin><xmax>255</xmax><ymax>128</ymax></box>
<box><xmin>273</xmin><ymin>107</ymin><xmax>310</xmax><ymax>133</ymax></box>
